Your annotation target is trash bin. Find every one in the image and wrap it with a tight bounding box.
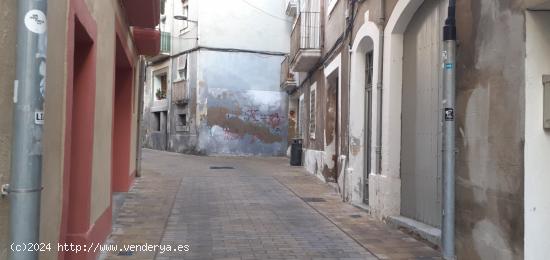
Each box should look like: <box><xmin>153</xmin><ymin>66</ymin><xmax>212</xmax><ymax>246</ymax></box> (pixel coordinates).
<box><xmin>290</xmin><ymin>138</ymin><xmax>303</xmax><ymax>166</ymax></box>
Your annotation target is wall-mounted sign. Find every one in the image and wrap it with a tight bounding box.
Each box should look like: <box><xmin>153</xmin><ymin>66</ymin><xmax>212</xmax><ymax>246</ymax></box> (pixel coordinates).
<box><xmin>35</xmin><ymin>111</ymin><xmax>44</xmax><ymax>125</ymax></box>
<box><xmin>444</xmin><ymin>108</ymin><xmax>455</xmax><ymax>122</ymax></box>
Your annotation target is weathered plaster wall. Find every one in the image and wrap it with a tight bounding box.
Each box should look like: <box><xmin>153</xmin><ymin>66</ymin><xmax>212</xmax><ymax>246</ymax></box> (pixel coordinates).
<box><xmin>324</xmin><ymin>0</ymin><xmax>346</xmax><ymax>56</ymax></box>
<box><xmin>198</xmin><ymin>0</ymin><xmax>290</xmax><ymax>53</ymax></box>
<box><xmin>0</xmin><ymin>1</ymin><xmax>16</xmax><ymax>258</ymax></box>
<box><xmin>196</xmin><ymin>51</ymin><xmax>288</xmax><ymax>156</ymax></box>
<box><xmin>143</xmin><ymin>60</ymin><xmax>170</xmax><ymax>150</ymax></box>
<box><xmin>347</xmin><ymin>8</ymin><xmax>381</xmax><ymax>206</ymax></box>
<box><xmin>524</xmin><ymin>10</ymin><xmax>550</xmax><ymax>260</ymax></box>
<box><xmin>87</xmin><ymin>0</ymin><xmax>116</xmax><ymax>226</ymax></box>
<box><xmin>454</xmin><ymin>1</ymin><xmax>525</xmax><ymax>259</ymax></box>
<box><xmin>168</xmin><ymin>52</ymin><xmax>200</xmax><ymax>153</ymax></box>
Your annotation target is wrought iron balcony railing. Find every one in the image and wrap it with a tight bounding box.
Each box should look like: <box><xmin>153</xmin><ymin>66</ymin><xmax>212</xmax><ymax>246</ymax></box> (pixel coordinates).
<box><xmin>289</xmin><ymin>11</ymin><xmax>321</xmax><ymax>66</ymax></box>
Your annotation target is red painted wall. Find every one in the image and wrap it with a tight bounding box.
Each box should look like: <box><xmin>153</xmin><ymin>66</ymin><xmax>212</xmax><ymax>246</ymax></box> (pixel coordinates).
<box><xmin>60</xmin><ymin>1</ymin><xmax>112</xmax><ymax>259</ymax></box>
<box><xmin>112</xmin><ymin>21</ymin><xmax>135</xmax><ymax>193</ymax></box>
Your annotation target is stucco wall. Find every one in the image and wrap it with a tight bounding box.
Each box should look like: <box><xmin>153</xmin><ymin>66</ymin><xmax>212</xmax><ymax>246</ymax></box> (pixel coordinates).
<box><xmin>0</xmin><ymin>1</ymin><xmax>16</xmax><ymax>258</ymax></box>
<box><xmin>524</xmin><ymin>10</ymin><xmax>550</xmax><ymax>260</ymax></box>
<box><xmin>87</xmin><ymin>0</ymin><xmax>116</xmax><ymax>226</ymax></box>
<box><xmin>168</xmin><ymin>52</ymin><xmax>200</xmax><ymax>153</ymax></box>
<box><xmin>198</xmin><ymin>0</ymin><xmax>290</xmax><ymax>53</ymax></box>
<box><xmin>143</xmin><ymin>60</ymin><xmax>171</xmax><ymax>151</ymax></box>
<box><xmin>40</xmin><ymin>0</ymin><xmax>69</xmax><ymax>259</ymax></box>
<box><xmin>323</xmin><ymin>0</ymin><xmax>346</xmax><ymax>56</ymax></box>
<box><xmin>196</xmin><ymin>51</ymin><xmax>288</xmax><ymax>156</ymax></box>
<box><xmin>454</xmin><ymin>1</ymin><xmax>525</xmax><ymax>259</ymax></box>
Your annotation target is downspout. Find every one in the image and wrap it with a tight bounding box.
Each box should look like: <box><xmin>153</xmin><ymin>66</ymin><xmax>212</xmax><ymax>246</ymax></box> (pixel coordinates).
<box><xmin>375</xmin><ymin>0</ymin><xmax>385</xmax><ymax>175</ymax></box>
<box><xmin>442</xmin><ymin>0</ymin><xmax>457</xmax><ymax>259</ymax></box>
<box><xmin>9</xmin><ymin>0</ymin><xmax>48</xmax><ymax>259</ymax></box>
<box><xmin>343</xmin><ymin>0</ymin><xmax>356</xmax><ymax>202</ymax></box>
<box><xmin>136</xmin><ymin>57</ymin><xmax>146</xmax><ymax>177</ymax></box>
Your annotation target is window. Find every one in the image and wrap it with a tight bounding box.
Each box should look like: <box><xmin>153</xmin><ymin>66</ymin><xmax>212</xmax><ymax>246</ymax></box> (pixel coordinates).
<box><xmin>180</xmin><ymin>0</ymin><xmax>189</xmax><ymax>34</ymax></box>
<box><xmin>177</xmin><ymin>114</ymin><xmax>187</xmax><ymax>126</ymax></box>
<box><xmin>309</xmin><ymin>84</ymin><xmax>317</xmax><ymax>139</ymax></box>
<box><xmin>154</xmin><ymin>73</ymin><xmax>168</xmax><ymax>100</ymax></box>
<box><xmin>366</xmin><ymin>51</ymin><xmax>374</xmax><ymax>88</ymax></box>
<box><xmin>176</xmin><ymin>54</ymin><xmax>188</xmax><ymax>81</ymax></box>
<box><xmin>176</xmin><ymin>112</ymin><xmax>190</xmax><ymax>132</ymax></box>
<box><xmin>299</xmin><ymin>94</ymin><xmax>305</xmax><ymax>138</ymax></box>
<box><xmin>365</xmin><ymin>51</ymin><xmax>374</xmax><ymax>178</ymax></box>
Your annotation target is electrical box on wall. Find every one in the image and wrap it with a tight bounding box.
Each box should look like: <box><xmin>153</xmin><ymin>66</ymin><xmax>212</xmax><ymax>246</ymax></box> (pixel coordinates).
<box><xmin>544</xmin><ymin>75</ymin><xmax>550</xmax><ymax>130</ymax></box>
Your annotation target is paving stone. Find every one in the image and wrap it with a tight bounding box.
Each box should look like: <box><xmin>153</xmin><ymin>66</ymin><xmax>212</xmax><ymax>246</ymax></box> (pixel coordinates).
<box><xmin>101</xmin><ymin>149</ymin><xmax>441</xmax><ymax>260</ymax></box>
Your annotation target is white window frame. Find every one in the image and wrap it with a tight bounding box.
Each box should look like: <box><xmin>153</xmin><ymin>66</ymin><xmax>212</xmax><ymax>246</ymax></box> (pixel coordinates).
<box><xmin>179</xmin><ymin>0</ymin><xmax>190</xmax><ymax>35</ymax></box>
<box><xmin>153</xmin><ymin>69</ymin><xmax>169</xmax><ymax>101</ymax></box>
<box><xmin>175</xmin><ymin>54</ymin><xmax>188</xmax><ymax>82</ymax></box>
<box><xmin>309</xmin><ymin>83</ymin><xmax>317</xmax><ymax>139</ymax></box>
<box><xmin>298</xmin><ymin>94</ymin><xmax>305</xmax><ymax>138</ymax></box>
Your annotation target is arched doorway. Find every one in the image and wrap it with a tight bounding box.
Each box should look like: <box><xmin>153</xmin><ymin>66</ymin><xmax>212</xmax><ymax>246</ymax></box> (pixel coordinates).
<box><xmin>349</xmin><ymin>12</ymin><xmax>380</xmax><ymax>206</ymax></box>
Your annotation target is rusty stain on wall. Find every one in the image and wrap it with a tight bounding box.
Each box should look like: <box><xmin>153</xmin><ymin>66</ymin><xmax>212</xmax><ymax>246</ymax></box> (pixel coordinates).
<box><xmin>207</xmin><ymin>107</ymin><xmax>283</xmax><ymax>144</ymax></box>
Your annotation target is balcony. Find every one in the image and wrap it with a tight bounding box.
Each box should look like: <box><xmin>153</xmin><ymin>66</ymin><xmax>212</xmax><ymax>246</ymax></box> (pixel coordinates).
<box><xmin>172</xmin><ymin>80</ymin><xmax>189</xmax><ymax>104</ymax></box>
<box><xmin>281</xmin><ymin>55</ymin><xmax>297</xmax><ymax>93</ymax></box>
<box><xmin>290</xmin><ymin>11</ymin><xmax>321</xmax><ymax>72</ymax></box>
<box><xmin>160</xmin><ymin>31</ymin><xmax>171</xmax><ymax>54</ymax></box>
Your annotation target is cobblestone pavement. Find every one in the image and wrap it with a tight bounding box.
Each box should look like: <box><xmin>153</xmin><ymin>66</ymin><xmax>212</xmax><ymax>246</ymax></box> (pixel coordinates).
<box><xmin>0</xmin><ymin>197</ymin><xmax>8</xmax><ymax>259</ymax></box>
<box><xmin>102</xmin><ymin>149</ymin><xmax>441</xmax><ymax>260</ymax></box>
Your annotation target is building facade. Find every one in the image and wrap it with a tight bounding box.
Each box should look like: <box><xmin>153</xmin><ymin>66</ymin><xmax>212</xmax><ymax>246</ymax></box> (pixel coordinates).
<box><xmin>0</xmin><ymin>0</ymin><xmax>160</xmax><ymax>259</ymax></box>
<box><xmin>143</xmin><ymin>0</ymin><xmax>291</xmax><ymax>156</ymax></box>
<box><xmin>283</xmin><ymin>0</ymin><xmax>550</xmax><ymax>259</ymax></box>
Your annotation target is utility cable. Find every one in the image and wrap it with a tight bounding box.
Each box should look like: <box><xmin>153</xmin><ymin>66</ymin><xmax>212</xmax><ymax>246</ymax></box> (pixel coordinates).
<box><xmin>239</xmin><ymin>0</ymin><xmax>294</xmax><ymax>24</ymax></box>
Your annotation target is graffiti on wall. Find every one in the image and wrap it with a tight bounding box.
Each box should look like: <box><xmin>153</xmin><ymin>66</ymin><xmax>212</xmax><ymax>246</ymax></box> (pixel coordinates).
<box><xmin>200</xmin><ymin>88</ymin><xmax>288</xmax><ymax>156</ymax></box>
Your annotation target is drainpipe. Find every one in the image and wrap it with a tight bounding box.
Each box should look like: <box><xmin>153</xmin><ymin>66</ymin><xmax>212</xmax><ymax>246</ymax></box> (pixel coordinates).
<box><xmin>9</xmin><ymin>0</ymin><xmax>48</xmax><ymax>259</ymax></box>
<box><xmin>442</xmin><ymin>0</ymin><xmax>457</xmax><ymax>259</ymax></box>
<box><xmin>136</xmin><ymin>57</ymin><xmax>146</xmax><ymax>177</ymax></box>
<box><xmin>375</xmin><ymin>0</ymin><xmax>384</xmax><ymax>175</ymax></box>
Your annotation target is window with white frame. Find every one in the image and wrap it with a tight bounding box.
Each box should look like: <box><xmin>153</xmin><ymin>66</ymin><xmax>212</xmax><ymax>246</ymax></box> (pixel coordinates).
<box><xmin>309</xmin><ymin>83</ymin><xmax>317</xmax><ymax>139</ymax></box>
<box><xmin>180</xmin><ymin>0</ymin><xmax>189</xmax><ymax>34</ymax></box>
<box><xmin>299</xmin><ymin>94</ymin><xmax>305</xmax><ymax>138</ymax></box>
<box><xmin>175</xmin><ymin>54</ymin><xmax>188</xmax><ymax>81</ymax></box>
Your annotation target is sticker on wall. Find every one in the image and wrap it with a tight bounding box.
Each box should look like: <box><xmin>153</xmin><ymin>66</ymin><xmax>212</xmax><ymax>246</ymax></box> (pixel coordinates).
<box><xmin>13</xmin><ymin>80</ymin><xmax>18</xmax><ymax>104</ymax></box>
<box><xmin>24</xmin><ymin>10</ymin><xmax>47</xmax><ymax>34</ymax></box>
<box><xmin>444</xmin><ymin>108</ymin><xmax>455</xmax><ymax>121</ymax></box>
<box><xmin>35</xmin><ymin>111</ymin><xmax>44</xmax><ymax>125</ymax></box>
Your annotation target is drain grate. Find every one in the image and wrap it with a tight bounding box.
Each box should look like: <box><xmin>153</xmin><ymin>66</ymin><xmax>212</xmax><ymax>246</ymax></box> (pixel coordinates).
<box><xmin>209</xmin><ymin>166</ymin><xmax>235</xmax><ymax>170</ymax></box>
<box><xmin>302</xmin><ymin>197</ymin><xmax>327</xmax><ymax>203</ymax></box>
<box><xmin>349</xmin><ymin>214</ymin><xmax>363</xmax><ymax>219</ymax></box>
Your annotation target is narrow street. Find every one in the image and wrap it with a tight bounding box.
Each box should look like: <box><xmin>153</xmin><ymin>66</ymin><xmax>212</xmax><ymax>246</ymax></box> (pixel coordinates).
<box><xmin>101</xmin><ymin>149</ymin><xmax>440</xmax><ymax>260</ymax></box>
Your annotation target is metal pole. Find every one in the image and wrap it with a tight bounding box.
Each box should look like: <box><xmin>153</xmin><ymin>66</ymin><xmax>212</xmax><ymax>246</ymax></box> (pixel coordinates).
<box><xmin>9</xmin><ymin>0</ymin><xmax>48</xmax><ymax>259</ymax></box>
<box><xmin>136</xmin><ymin>57</ymin><xmax>146</xmax><ymax>177</ymax></box>
<box><xmin>375</xmin><ymin>0</ymin><xmax>385</xmax><ymax>175</ymax></box>
<box><xmin>442</xmin><ymin>0</ymin><xmax>456</xmax><ymax>259</ymax></box>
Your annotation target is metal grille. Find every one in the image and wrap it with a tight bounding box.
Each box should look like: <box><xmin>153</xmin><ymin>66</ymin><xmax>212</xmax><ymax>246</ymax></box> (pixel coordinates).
<box><xmin>209</xmin><ymin>166</ymin><xmax>235</xmax><ymax>170</ymax></box>
<box><xmin>302</xmin><ymin>197</ymin><xmax>326</xmax><ymax>203</ymax></box>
